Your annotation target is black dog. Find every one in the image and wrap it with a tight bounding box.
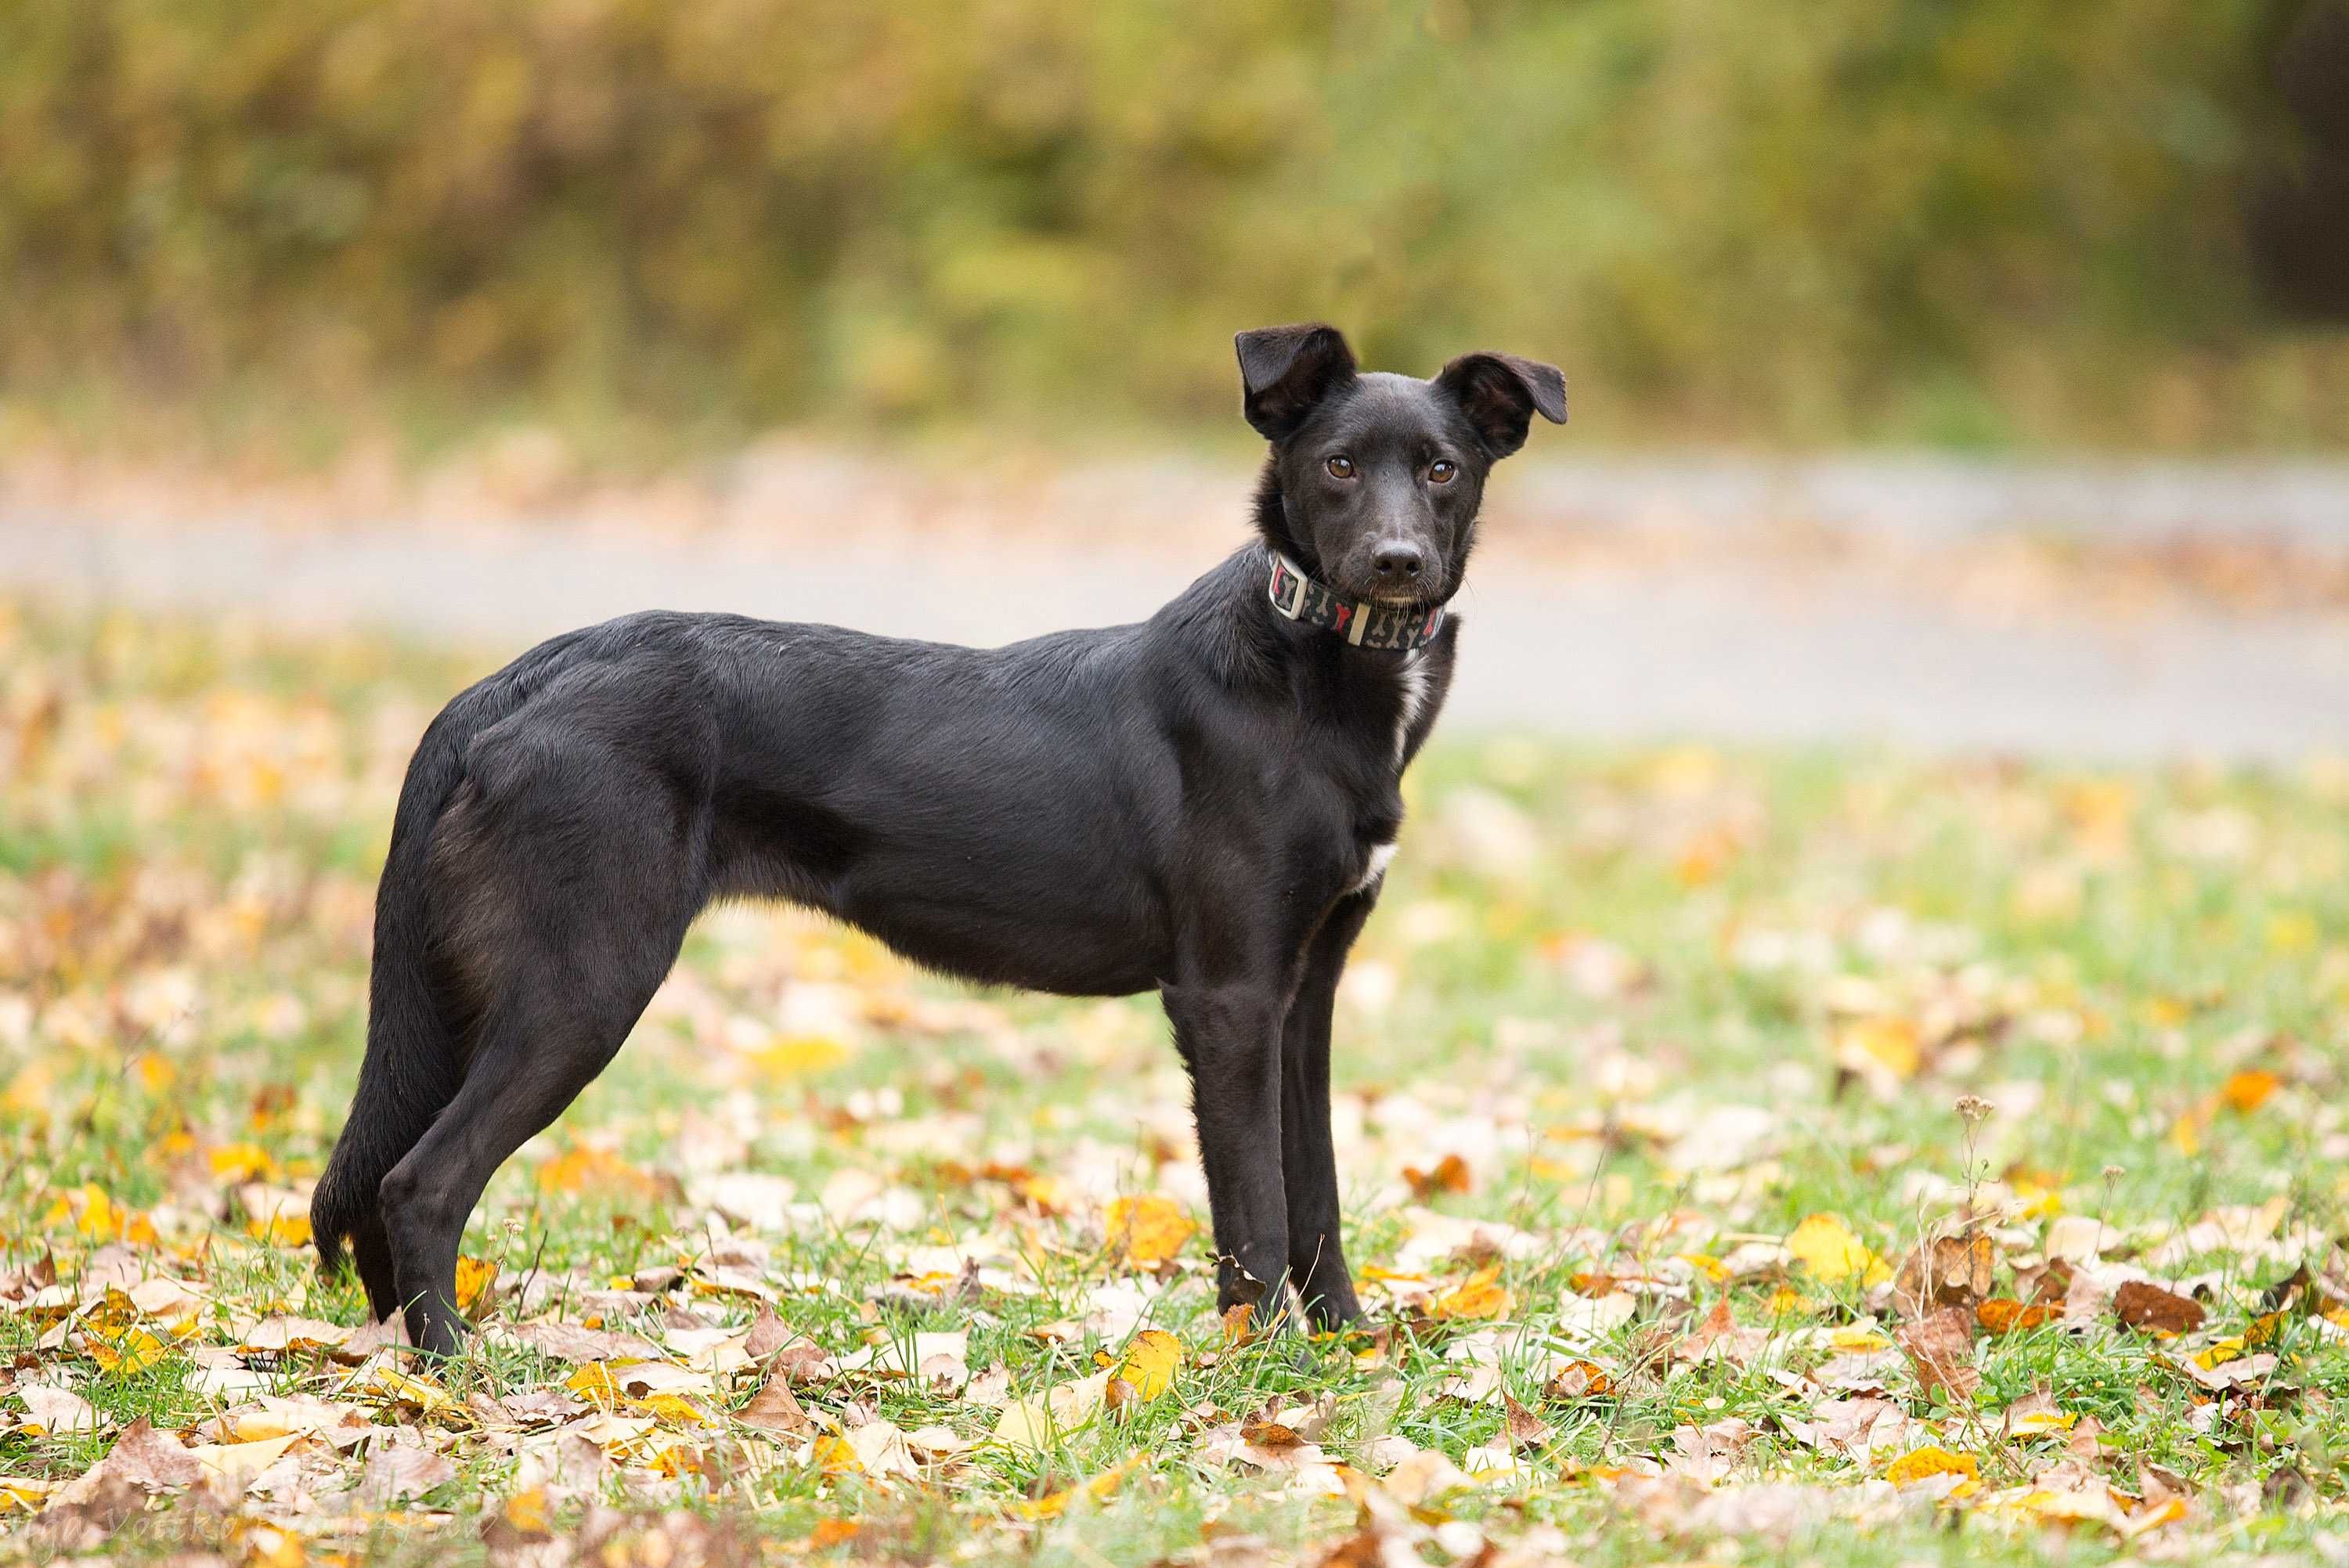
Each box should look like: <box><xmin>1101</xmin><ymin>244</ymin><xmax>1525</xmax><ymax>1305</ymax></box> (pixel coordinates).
<box><xmin>312</xmin><ymin>324</ymin><xmax>1565</xmax><ymax>1356</ymax></box>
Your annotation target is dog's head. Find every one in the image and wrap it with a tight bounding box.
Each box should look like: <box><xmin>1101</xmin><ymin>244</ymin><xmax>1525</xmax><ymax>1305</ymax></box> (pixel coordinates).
<box><xmin>1237</xmin><ymin>323</ymin><xmax>1565</xmax><ymax>609</ymax></box>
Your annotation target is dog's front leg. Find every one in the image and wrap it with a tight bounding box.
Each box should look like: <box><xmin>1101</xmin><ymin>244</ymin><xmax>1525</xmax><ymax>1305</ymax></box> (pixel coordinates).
<box><xmin>1162</xmin><ymin>979</ymin><xmax>1290</xmax><ymax>1317</ymax></box>
<box><xmin>1281</xmin><ymin>890</ymin><xmax>1375</xmax><ymax>1329</ymax></box>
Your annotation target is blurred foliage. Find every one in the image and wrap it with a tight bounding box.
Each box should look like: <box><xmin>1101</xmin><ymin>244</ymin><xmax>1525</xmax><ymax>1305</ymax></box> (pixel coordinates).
<box><xmin>1</xmin><ymin>0</ymin><xmax>2344</xmax><ymax>453</ymax></box>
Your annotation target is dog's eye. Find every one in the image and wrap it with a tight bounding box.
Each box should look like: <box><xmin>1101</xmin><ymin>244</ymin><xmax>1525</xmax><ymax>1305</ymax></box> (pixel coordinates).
<box><xmin>1325</xmin><ymin>455</ymin><xmax>1355</xmax><ymax>480</ymax></box>
<box><xmin>1427</xmin><ymin>460</ymin><xmax>1458</xmax><ymax>485</ymax></box>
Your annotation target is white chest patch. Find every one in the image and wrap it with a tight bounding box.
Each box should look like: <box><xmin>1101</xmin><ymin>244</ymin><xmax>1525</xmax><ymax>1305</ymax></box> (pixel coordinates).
<box><xmin>1393</xmin><ymin>654</ymin><xmax>1431</xmax><ymax>765</ymax></box>
<box><xmin>1353</xmin><ymin>841</ymin><xmax>1398</xmax><ymax>893</ymax></box>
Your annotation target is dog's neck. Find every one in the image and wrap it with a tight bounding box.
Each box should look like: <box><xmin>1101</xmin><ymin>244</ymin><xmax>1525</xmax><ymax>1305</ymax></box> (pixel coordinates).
<box><xmin>1248</xmin><ymin>463</ymin><xmax>1448</xmax><ymax>657</ymax></box>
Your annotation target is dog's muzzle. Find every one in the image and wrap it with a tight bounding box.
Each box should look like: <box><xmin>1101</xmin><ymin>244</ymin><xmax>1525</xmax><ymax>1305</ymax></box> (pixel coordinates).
<box><xmin>1266</xmin><ymin>551</ymin><xmax>1445</xmax><ymax>653</ymax></box>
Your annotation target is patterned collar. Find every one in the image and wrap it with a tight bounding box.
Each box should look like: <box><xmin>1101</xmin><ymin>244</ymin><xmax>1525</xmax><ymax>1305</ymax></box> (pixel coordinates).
<box><xmin>1265</xmin><ymin>550</ymin><xmax>1446</xmax><ymax>652</ymax></box>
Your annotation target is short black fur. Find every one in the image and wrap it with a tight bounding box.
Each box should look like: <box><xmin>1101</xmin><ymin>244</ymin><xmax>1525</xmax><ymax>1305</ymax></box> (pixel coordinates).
<box><xmin>311</xmin><ymin>323</ymin><xmax>1566</xmax><ymax>1354</ymax></box>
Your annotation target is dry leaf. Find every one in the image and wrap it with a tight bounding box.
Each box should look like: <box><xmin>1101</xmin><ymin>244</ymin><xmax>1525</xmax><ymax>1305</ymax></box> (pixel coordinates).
<box><xmin>1105</xmin><ymin>1195</ymin><xmax>1196</xmax><ymax>1269</ymax></box>
<box><xmin>1885</xmin><ymin>1445</ymin><xmax>1977</xmax><ymax>1488</ymax></box>
<box><xmin>2114</xmin><ymin>1281</ymin><xmax>2206</xmax><ymax>1335</ymax></box>
<box><xmin>1115</xmin><ymin>1328</ymin><xmax>1181</xmax><ymax>1402</ymax></box>
<box><xmin>1896</xmin><ymin>1306</ymin><xmax>1982</xmax><ymax>1400</ymax></box>
<box><xmin>1786</xmin><ymin>1214</ymin><xmax>1886</xmax><ymax>1285</ymax></box>
<box><xmin>735</xmin><ymin>1376</ymin><xmax>815</xmax><ymax>1435</ymax></box>
<box><xmin>1431</xmin><ymin>1263</ymin><xmax>1514</xmax><ymax>1321</ymax></box>
<box><xmin>1503</xmin><ymin>1393</ymin><xmax>1553</xmax><ymax>1452</ymax></box>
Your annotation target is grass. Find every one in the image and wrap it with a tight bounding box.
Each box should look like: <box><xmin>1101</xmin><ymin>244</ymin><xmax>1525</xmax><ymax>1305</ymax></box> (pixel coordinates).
<box><xmin>3</xmin><ymin>595</ymin><xmax>2348</xmax><ymax>1565</ymax></box>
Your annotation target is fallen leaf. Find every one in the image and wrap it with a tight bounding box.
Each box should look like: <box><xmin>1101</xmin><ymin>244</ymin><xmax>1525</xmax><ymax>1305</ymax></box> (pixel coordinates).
<box><xmin>1543</xmin><ymin>1359</ymin><xmax>1614</xmax><ymax>1400</ymax></box>
<box><xmin>1431</xmin><ymin>1263</ymin><xmax>1514</xmax><ymax>1321</ymax></box>
<box><xmin>19</xmin><ymin>1384</ymin><xmax>102</xmax><ymax>1436</ymax></box>
<box><xmin>1105</xmin><ymin>1195</ymin><xmax>1196</xmax><ymax>1269</ymax></box>
<box><xmin>1787</xmin><ymin>1214</ymin><xmax>1888</xmax><ymax>1285</ymax></box>
<box><xmin>1114</xmin><ymin>1328</ymin><xmax>1181</xmax><ymax>1402</ymax></box>
<box><xmin>1885</xmin><ymin>1445</ymin><xmax>1978</xmax><ymax>1488</ymax></box>
<box><xmin>2114</xmin><ymin>1281</ymin><xmax>2206</xmax><ymax>1335</ymax></box>
<box><xmin>1403</xmin><ymin>1153</ymin><xmax>1473</xmax><ymax>1199</ymax></box>
<box><xmin>454</xmin><ymin>1256</ymin><xmax>497</xmax><ymax>1315</ymax></box>
<box><xmin>1503</xmin><ymin>1393</ymin><xmax>1553</xmax><ymax>1452</ymax></box>
<box><xmin>734</xmin><ymin>1376</ymin><xmax>815</xmax><ymax>1435</ymax></box>
<box><xmin>1976</xmin><ymin>1298</ymin><xmax>2056</xmax><ymax>1336</ymax></box>
<box><xmin>2221</xmin><ymin>1069</ymin><xmax>2279</xmax><ymax>1113</ymax></box>
<box><xmin>354</xmin><ymin>1441</ymin><xmax>455</xmax><ymax>1505</ymax></box>
<box><xmin>1896</xmin><ymin>1307</ymin><xmax>1982</xmax><ymax>1400</ymax></box>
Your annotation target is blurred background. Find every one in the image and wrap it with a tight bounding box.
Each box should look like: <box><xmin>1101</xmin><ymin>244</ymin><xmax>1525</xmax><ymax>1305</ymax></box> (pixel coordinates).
<box><xmin>5</xmin><ymin>0</ymin><xmax>2349</xmax><ymax>755</ymax></box>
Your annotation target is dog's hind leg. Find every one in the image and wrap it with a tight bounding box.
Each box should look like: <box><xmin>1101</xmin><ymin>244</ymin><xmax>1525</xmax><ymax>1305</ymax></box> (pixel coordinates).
<box><xmin>381</xmin><ymin>740</ymin><xmax>705</xmax><ymax>1357</ymax></box>
<box><xmin>1280</xmin><ymin>890</ymin><xmax>1376</xmax><ymax>1329</ymax></box>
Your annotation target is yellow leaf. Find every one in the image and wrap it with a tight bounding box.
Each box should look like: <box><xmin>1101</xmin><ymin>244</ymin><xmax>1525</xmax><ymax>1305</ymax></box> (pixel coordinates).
<box><xmin>992</xmin><ymin>1398</ymin><xmax>1059</xmax><ymax>1454</ymax></box>
<box><xmin>2008</xmin><ymin>1408</ymin><xmax>2079</xmax><ymax>1437</ymax></box>
<box><xmin>0</xmin><ymin>1477</ymin><xmax>63</xmax><ymax>1514</ymax></box>
<box><xmin>236</xmin><ymin>1522</ymin><xmax>307</xmax><ymax>1568</ymax></box>
<box><xmin>631</xmin><ymin>1393</ymin><xmax>708</xmax><ymax>1426</ymax></box>
<box><xmin>2168</xmin><ymin>1112</ymin><xmax>2203</xmax><ymax>1158</ymax></box>
<box><xmin>88</xmin><ymin>1325</ymin><xmax>172</xmax><ymax>1376</ymax></box>
<box><xmin>2191</xmin><ymin>1338</ymin><xmax>2244</xmax><ymax>1372</ymax></box>
<box><xmin>1836</xmin><ymin>1016</ymin><xmax>1922</xmax><ymax>1080</ymax></box>
<box><xmin>566</xmin><ymin>1362</ymin><xmax>629</xmax><ymax>1403</ymax></box>
<box><xmin>535</xmin><ymin>1144</ymin><xmax>656</xmax><ymax>1197</ymax></box>
<box><xmin>1432</xmin><ymin>1263</ymin><xmax>1514</xmax><ymax>1321</ymax></box>
<box><xmin>2267</xmin><ymin>911</ymin><xmax>2318</xmax><ymax>953</ymax></box>
<box><xmin>356</xmin><ymin>1366</ymin><xmax>452</xmax><ymax>1415</ymax></box>
<box><xmin>1786</xmin><ymin>1213</ymin><xmax>1889</xmax><ymax>1285</ymax></box>
<box><xmin>246</xmin><ymin>1210</ymin><xmax>312</xmax><ymax>1248</ymax></box>
<box><xmin>2221</xmin><ymin>1070</ymin><xmax>2279</xmax><ymax>1114</ymax></box>
<box><xmin>454</xmin><ymin>1256</ymin><xmax>497</xmax><ymax>1315</ymax></box>
<box><xmin>1116</xmin><ymin>1329</ymin><xmax>1182</xmax><ymax>1401</ymax></box>
<box><xmin>1674</xmin><ymin>1252</ymin><xmax>1726</xmax><ymax>1284</ymax></box>
<box><xmin>810</xmin><ymin>1433</ymin><xmax>861</xmax><ymax>1475</ymax></box>
<box><xmin>1827</xmin><ymin>1326</ymin><xmax>1893</xmax><ymax>1352</ymax></box>
<box><xmin>501</xmin><ymin>1487</ymin><xmax>550</xmax><ymax>1536</ymax></box>
<box><xmin>1105</xmin><ymin>1195</ymin><xmax>1196</xmax><ymax>1268</ymax></box>
<box><xmin>748</xmin><ymin>1033</ymin><xmax>852</xmax><ymax>1079</ymax></box>
<box><xmin>208</xmin><ymin>1141</ymin><xmax>279</xmax><ymax>1184</ymax></box>
<box><xmin>1885</xmin><ymin>1446</ymin><xmax>1979</xmax><ymax>1487</ymax></box>
<box><xmin>1012</xmin><ymin>1455</ymin><xmax>1141</xmax><ymax>1519</ymax></box>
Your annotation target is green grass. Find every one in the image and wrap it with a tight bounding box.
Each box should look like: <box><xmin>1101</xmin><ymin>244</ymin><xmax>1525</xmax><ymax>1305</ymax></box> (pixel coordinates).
<box><xmin>4</xmin><ymin>596</ymin><xmax>2349</xmax><ymax>1564</ymax></box>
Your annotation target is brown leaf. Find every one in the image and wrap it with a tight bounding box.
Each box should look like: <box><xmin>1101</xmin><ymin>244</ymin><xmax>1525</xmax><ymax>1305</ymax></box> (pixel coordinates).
<box><xmin>2114</xmin><ymin>1281</ymin><xmax>2206</xmax><ymax>1335</ymax></box>
<box><xmin>1503</xmin><ymin>1393</ymin><xmax>1553</xmax><ymax>1453</ymax></box>
<box><xmin>734</xmin><ymin>1375</ymin><xmax>815</xmax><ymax>1435</ymax></box>
<box><xmin>743</xmin><ymin>1303</ymin><xmax>792</xmax><ymax>1361</ymax></box>
<box><xmin>355</xmin><ymin>1441</ymin><xmax>456</xmax><ymax>1506</ymax></box>
<box><xmin>501</xmin><ymin>1321</ymin><xmax>665</xmax><ymax>1364</ymax></box>
<box><xmin>1676</xmin><ymin>1296</ymin><xmax>1736</xmax><ymax>1363</ymax></box>
<box><xmin>1893</xmin><ymin>1232</ymin><xmax>1997</xmax><ymax>1317</ymax></box>
<box><xmin>1239</xmin><ymin>1420</ymin><xmax>1301</xmax><ymax>1449</ymax></box>
<box><xmin>99</xmin><ymin>1418</ymin><xmax>201</xmax><ymax>1491</ymax></box>
<box><xmin>1221</xmin><ymin>1303</ymin><xmax>1254</xmax><ymax>1344</ymax></box>
<box><xmin>1403</xmin><ymin>1153</ymin><xmax>1473</xmax><ymax>1199</ymax></box>
<box><xmin>1895</xmin><ymin>1306</ymin><xmax>1981</xmax><ymax>1401</ymax></box>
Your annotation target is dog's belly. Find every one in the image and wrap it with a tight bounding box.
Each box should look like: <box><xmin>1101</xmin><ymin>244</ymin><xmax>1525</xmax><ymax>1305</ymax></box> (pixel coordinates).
<box><xmin>824</xmin><ymin>838</ymin><xmax>1169</xmax><ymax>995</ymax></box>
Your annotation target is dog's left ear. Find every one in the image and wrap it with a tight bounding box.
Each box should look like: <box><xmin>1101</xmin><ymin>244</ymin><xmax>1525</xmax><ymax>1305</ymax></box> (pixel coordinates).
<box><xmin>1434</xmin><ymin>351</ymin><xmax>1568</xmax><ymax>458</ymax></box>
<box><xmin>1236</xmin><ymin>323</ymin><xmax>1359</xmax><ymax>442</ymax></box>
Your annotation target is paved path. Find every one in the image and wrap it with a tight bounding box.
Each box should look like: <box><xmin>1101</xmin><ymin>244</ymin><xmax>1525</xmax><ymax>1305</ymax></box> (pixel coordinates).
<box><xmin>9</xmin><ymin>467</ymin><xmax>2349</xmax><ymax>759</ymax></box>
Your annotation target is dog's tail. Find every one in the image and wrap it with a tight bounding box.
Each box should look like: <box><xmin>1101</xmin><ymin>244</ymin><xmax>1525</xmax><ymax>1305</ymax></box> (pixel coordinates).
<box><xmin>310</xmin><ymin>705</ymin><xmax>478</xmax><ymax>1290</ymax></box>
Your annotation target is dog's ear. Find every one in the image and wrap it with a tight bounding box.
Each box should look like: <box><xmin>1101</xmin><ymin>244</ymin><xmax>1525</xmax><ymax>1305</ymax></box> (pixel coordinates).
<box><xmin>1235</xmin><ymin>323</ymin><xmax>1359</xmax><ymax>442</ymax></box>
<box><xmin>1434</xmin><ymin>351</ymin><xmax>1568</xmax><ymax>458</ymax></box>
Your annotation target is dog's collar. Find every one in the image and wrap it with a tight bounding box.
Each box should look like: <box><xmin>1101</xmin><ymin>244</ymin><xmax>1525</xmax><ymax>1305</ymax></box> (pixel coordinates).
<box><xmin>1265</xmin><ymin>551</ymin><xmax>1445</xmax><ymax>653</ymax></box>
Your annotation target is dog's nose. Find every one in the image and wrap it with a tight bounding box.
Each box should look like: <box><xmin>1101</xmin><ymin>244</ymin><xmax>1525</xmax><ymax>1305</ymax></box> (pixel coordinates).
<box><xmin>1371</xmin><ymin>543</ymin><xmax>1427</xmax><ymax>583</ymax></box>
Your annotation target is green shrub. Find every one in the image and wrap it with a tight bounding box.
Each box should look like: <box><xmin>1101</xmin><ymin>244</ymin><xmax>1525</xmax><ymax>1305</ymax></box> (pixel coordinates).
<box><xmin>1</xmin><ymin>0</ymin><xmax>2341</xmax><ymax>449</ymax></box>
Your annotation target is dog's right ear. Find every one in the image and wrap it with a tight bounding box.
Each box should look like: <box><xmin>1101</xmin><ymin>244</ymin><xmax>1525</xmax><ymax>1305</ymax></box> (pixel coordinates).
<box><xmin>1235</xmin><ymin>323</ymin><xmax>1358</xmax><ymax>442</ymax></box>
